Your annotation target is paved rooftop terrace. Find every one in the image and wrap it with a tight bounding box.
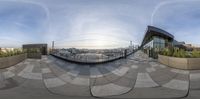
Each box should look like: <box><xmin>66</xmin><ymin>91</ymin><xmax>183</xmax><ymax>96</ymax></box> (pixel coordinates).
<box><xmin>0</xmin><ymin>51</ymin><xmax>199</xmax><ymax>99</ymax></box>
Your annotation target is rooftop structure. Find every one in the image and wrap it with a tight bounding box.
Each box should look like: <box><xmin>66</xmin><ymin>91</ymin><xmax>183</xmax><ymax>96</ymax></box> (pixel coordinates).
<box><xmin>23</xmin><ymin>44</ymin><xmax>48</xmax><ymax>55</ymax></box>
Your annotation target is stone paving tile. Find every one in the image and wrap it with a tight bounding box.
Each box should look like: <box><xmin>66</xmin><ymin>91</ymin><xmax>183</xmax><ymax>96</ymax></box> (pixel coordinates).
<box><xmin>17</xmin><ymin>64</ymin><xmax>42</xmax><ymax>80</ymax></box>
<box><xmin>0</xmin><ymin>52</ymin><xmax>198</xmax><ymax>98</ymax></box>
<box><xmin>44</xmin><ymin>78</ymin><xmax>66</xmax><ymax>88</ymax></box>
<box><xmin>92</xmin><ymin>76</ymin><xmax>111</xmax><ymax>86</ymax></box>
<box><xmin>122</xmin><ymin>69</ymin><xmax>138</xmax><ymax>80</ymax></box>
<box><xmin>2</xmin><ymin>71</ymin><xmax>15</xmax><ymax>79</ymax></box>
<box><xmin>91</xmin><ymin>83</ymin><xmax>131</xmax><ymax>97</ymax></box>
<box><xmin>109</xmin><ymin>87</ymin><xmax>188</xmax><ymax>98</ymax></box>
<box><xmin>0</xmin><ymin>78</ymin><xmax>19</xmax><ymax>90</ymax></box>
<box><xmin>130</xmin><ymin>65</ymin><xmax>138</xmax><ymax>69</ymax></box>
<box><xmin>58</xmin><ymin>73</ymin><xmax>74</xmax><ymax>84</ymax></box>
<box><xmin>77</xmin><ymin>66</ymin><xmax>90</xmax><ymax>76</ymax></box>
<box><xmin>171</xmin><ymin>68</ymin><xmax>189</xmax><ymax>75</ymax></box>
<box><xmin>6</xmin><ymin>66</ymin><xmax>16</xmax><ymax>71</ymax></box>
<box><xmin>90</xmin><ymin>67</ymin><xmax>103</xmax><ymax>78</ymax></box>
<box><xmin>104</xmin><ymin>73</ymin><xmax>121</xmax><ymax>82</ymax></box>
<box><xmin>32</xmin><ymin>63</ymin><xmax>41</xmax><ymax>73</ymax></box>
<box><xmin>104</xmin><ymin>65</ymin><xmax>118</xmax><ymax>72</ymax></box>
<box><xmin>113</xmin><ymin>77</ymin><xmax>134</xmax><ymax>88</ymax></box>
<box><xmin>19</xmin><ymin>72</ymin><xmax>42</xmax><ymax>80</ymax></box>
<box><xmin>190</xmin><ymin>73</ymin><xmax>200</xmax><ymax>80</ymax></box>
<box><xmin>11</xmin><ymin>63</ymin><xmax>26</xmax><ymax>75</ymax></box>
<box><xmin>97</xmin><ymin>66</ymin><xmax>111</xmax><ymax>75</ymax></box>
<box><xmin>190</xmin><ymin>71</ymin><xmax>200</xmax><ymax>90</ymax></box>
<box><xmin>42</xmin><ymin>68</ymin><xmax>51</xmax><ymax>74</ymax></box>
<box><xmin>48</xmin><ymin>63</ymin><xmax>66</xmax><ymax>76</ymax></box>
<box><xmin>48</xmin><ymin>83</ymin><xmax>91</xmax><ymax>96</ymax></box>
<box><xmin>111</xmin><ymin>66</ymin><xmax>129</xmax><ymax>77</ymax></box>
<box><xmin>134</xmin><ymin>73</ymin><xmax>159</xmax><ymax>88</ymax></box>
<box><xmin>67</xmin><ymin>69</ymin><xmax>80</xmax><ymax>77</ymax></box>
<box><xmin>146</xmin><ymin>67</ymin><xmax>156</xmax><ymax>73</ymax></box>
<box><xmin>70</xmin><ymin>77</ymin><xmax>90</xmax><ymax>86</ymax></box>
<box><xmin>158</xmin><ymin>64</ymin><xmax>167</xmax><ymax>68</ymax></box>
<box><xmin>43</xmin><ymin>72</ymin><xmax>56</xmax><ymax>79</ymax></box>
<box><xmin>163</xmin><ymin>79</ymin><xmax>189</xmax><ymax>91</ymax></box>
<box><xmin>148</xmin><ymin>68</ymin><xmax>177</xmax><ymax>85</ymax></box>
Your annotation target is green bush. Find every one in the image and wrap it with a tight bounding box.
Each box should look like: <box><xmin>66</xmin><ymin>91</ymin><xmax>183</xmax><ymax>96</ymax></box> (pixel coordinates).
<box><xmin>159</xmin><ymin>47</ymin><xmax>199</xmax><ymax>58</ymax></box>
<box><xmin>191</xmin><ymin>50</ymin><xmax>200</xmax><ymax>58</ymax></box>
<box><xmin>159</xmin><ymin>48</ymin><xmax>173</xmax><ymax>56</ymax></box>
<box><xmin>0</xmin><ymin>48</ymin><xmax>25</xmax><ymax>58</ymax></box>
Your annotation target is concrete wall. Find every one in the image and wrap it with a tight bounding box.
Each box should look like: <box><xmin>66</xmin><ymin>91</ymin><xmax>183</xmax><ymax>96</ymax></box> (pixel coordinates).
<box><xmin>158</xmin><ymin>55</ymin><xmax>200</xmax><ymax>70</ymax></box>
<box><xmin>188</xmin><ymin>58</ymin><xmax>200</xmax><ymax>70</ymax></box>
<box><xmin>168</xmin><ymin>57</ymin><xmax>188</xmax><ymax>69</ymax></box>
<box><xmin>0</xmin><ymin>54</ymin><xmax>27</xmax><ymax>69</ymax></box>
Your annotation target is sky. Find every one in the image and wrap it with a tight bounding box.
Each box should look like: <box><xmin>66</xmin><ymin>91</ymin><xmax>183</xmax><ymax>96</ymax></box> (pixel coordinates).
<box><xmin>0</xmin><ymin>0</ymin><xmax>200</xmax><ymax>49</ymax></box>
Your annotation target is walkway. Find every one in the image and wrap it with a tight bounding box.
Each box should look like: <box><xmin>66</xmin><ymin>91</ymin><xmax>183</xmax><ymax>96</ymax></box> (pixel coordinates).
<box><xmin>0</xmin><ymin>51</ymin><xmax>199</xmax><ymax>99</ymax></box>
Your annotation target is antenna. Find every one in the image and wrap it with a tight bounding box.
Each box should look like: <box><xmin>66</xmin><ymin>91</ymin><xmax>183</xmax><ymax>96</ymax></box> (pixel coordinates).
<box><xmin>52</xmin><ymin>41</ymin><xmax>54</xmax><ymax>50</ymax></box>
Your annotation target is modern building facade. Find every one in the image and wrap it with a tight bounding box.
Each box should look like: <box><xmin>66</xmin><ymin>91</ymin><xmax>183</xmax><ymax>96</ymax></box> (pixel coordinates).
<box><xmin>141</xmin><ymin>26</ymin><xmax>174</xmax><ymax>58</ymax></box>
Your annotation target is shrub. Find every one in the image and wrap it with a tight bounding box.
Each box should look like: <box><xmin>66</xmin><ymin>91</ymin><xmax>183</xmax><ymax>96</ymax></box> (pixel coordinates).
<box><xmin>0</xmin><ymin>48</ymin><xmax>25</xmax><ymax>58</ymax></box>
<box><xmin>191</xmin><ymin>50</ymin><xmax>200</xmax><ymax>58</ymax></box>
<box><xmin>160</xmin><ymin>47</ymin><xmax>193</xmax><ymax>58</ymax></box>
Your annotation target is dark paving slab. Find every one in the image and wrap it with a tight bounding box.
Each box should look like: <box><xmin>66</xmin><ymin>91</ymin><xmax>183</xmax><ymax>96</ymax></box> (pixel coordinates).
<box><xmin>92</xmin><ymin>76</ymin><xmax>111</xmax><ymax>86</ymax></box>
<box><xmin>108</xmin><ymin>87</ymin><xmax>188</xmax><ymax>99</ymax></box>
<box><xmin>48</xmin><ymin>83</ymin><xmax>91</xmax><ymax>96</ymax></box>
<box><xmin>148</xmin><ymin>68</ymin><xmax>178</xmax><ymax>85</ymax></box>
<box><xmin>190</xmin><ymin>70</ymin><xmax>200</xmax><ymax>90</ymax></box>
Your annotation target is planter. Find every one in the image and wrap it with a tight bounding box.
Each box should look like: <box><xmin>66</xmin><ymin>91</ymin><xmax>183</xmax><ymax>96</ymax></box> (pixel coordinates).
<box><xmin>0</xmin><ymin>54</ymin><xmax>27</xmax><ymax>69</ymax></box>
<box><xmin>27</xmin><ymin>53</ymin><xmax>41</xmax><ymax>59</ymax></box>
<box><xmin>158</xmin><ymin>54</ymin><xmax>200</xmax><ymax>70</ymax></box>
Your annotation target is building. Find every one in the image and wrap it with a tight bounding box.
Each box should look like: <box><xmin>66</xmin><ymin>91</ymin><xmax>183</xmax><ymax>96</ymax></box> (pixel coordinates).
<box><xmin>23</xmin><ymin>44</ymin><xmax>48</xmax><ymax>55</ymax></box>
<box><xmin>141</xmin><ymin>26</ymin><xmax>174</xmax><ymax>58</ymax></box>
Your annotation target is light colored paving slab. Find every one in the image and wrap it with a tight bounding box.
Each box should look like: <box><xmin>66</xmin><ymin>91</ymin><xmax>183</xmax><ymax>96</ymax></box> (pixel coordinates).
<box><xmin>159</xmin><ymin>64</ymin><xmax>166</xmax><ymax>68</ymax></box>
<box><xmin>66</xmin><ymin>65</ymin><xmax>77</xmax><ymax>70</ymax></box>
<box><xmin>90</xmin><ymin>67</ymin><xmax>103</xmax><ymax>78</ymax></box>
<box><xmin>171</xmin><ymin>69</ymin><xmax>189</xmax><ymax>75</ymax></box>
<box><xmin>18</xmin><ymin>65</ymin><xmax>42</xmax><ymax>80</ymax></box>
<box><xmin>190</xmin><ymin>73</ymin><xmax>200</xmax><ymax>80</ymax></box>
<box><xmin>67</xmin><ymin>69</ymin><xmax>80</xmax><ymax>77</ymax></box>
<box><xmin>104</xmin><ymin>66</ymin><xmax>117</xmax><ymax>73</ymax></box>
<box><xmin>59</xmin><ymin>73</ymin><xmax>89</xmax><ymax>86</ymax></box>
<box><xmin>2</xmin><ymin>71</ymin><xmax>15</xmax><ymax>79</ymax></box>
<box><xmin>59</xmin><ymin>73</ymin><xmax>73</xmax><ymax>83</ymax></box>
<box><xmin>146</xmin><ymin>67</ymin><xmax>156</xmax><ymax>73</ymax></box>
<box><xmin>6</xmin><ymin>66</ymin><xmax>16</xmax><ymax>71</ymax></box>
<box><xmin>19</xmin><ymin>72</ymin><xmax>42</xmax><ymax>80</ymax></box>
<box><xmin>131</xmin><ymin>65</ymin><xmax>138</xmax><ymax>69</ymax></box>
<box><xmin>111</xmin><ymin>67</ymin><xmax>129</xmax><ymax>77</ymax></box>
<box><xmin>163</xmin><ymin>79</ymin><xmax>189</xmax><ymax>90</ymax></box>
<box><xmin>44</xmin><ymin>78</ymin><xmax>66</xmax><ymax>88</ymax></box>
<box><xmin>91</xmin><ymin>83</ymin><xmax>130</xmax><ymax>97</ymax></box>
<box><xmin>135</xmin><ymin>73</ymin><xmax>159</xmax><ymax>88</ymax></box>
<box><xmin>71</xmin><ymin>77</ymin><xmax>90</xmax><ymax>86</ymax></box>
<box><xmin>56</xmin><ymin>60</ymin><xmax>65</xmax><ymax>66</ymax></box>
<box><xmin>149</xmin><ymin>62</ymin><xmax>159</xmax><ymax>67</ymax></box>
<box><xmin>42</xmin><ymin>68</ymin><xmax>51</xmax><ymax>74</ymax></box>
<box><xmin>21</xmin><ymin>65</ymin><xmax>34</xmax><ymax>73</ymax></box>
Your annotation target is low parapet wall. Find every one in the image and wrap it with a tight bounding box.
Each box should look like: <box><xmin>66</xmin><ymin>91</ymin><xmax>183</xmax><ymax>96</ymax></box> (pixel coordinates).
<box><xmin>158</xmin><ymin>54</ymin><xmax>200</xmax><ymax>70</ymax></box>
<box><xmin>0</xmin><ymin>54</ymin><xmax>27</xmax><ymax>69</ymax></box>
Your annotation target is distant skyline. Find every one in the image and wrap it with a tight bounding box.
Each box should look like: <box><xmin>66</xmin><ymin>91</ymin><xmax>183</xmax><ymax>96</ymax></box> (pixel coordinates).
<box><xmin>0</xmin><ymin>0</ymin><xmax>200</xmax><ymax>48</ymax></box>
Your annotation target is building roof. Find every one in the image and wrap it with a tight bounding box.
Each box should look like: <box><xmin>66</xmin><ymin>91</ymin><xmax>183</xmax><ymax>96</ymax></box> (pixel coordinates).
<box><xmin>141</xmin><ymin>26</ymin><xmax>174</xmax><ymax>46</ymax></box>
